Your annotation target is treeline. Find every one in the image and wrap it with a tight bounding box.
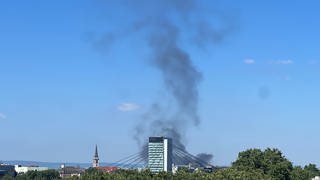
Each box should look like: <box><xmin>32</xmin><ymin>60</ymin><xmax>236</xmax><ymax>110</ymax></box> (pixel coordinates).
<box><xmin>2</xmin><ymin>170</ymin><xmax>60</xmax><ymax>180</ymax></box>
<box><xmin>2</xmin><ymin>148</ymin><xmax>320</xmax><ymax>180</ymax></box>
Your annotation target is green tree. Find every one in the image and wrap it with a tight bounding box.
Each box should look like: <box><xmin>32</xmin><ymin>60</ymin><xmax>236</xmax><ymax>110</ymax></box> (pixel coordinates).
<box><xmin>1</xmin><ymin>175</ymin><xmax>14</xmax><ymax>180</ymax></box>
<box><xmin>232</xmin><ymin>148</ymin><xmax>293</xmax><ymax>179</ymax></box>
<box><xmin>81</xmin><ymin>168</ymin><xmax>106</xmax><ymax>180</ymax></box>
<box><xmin>290</xmin><ymin>166</ymin><xmax>310</xmax><ymax>180</ymax></box>
<box><xmin>15</xmin><ymin>169</ymin><xmax>60</xmax><ymax>180</ymax></box>
<box><xmin>304</xmin><ymin>163</ymin><xmax>320</xmax><ymax>178</ymax></box>
<box><xmin>212</xmin><ymin>168</ymin><xmax>267</xmax><ymax>180</ymax></box>
<box><xmin>232</xmin><ymin>148</ymin><xmax>264</xmax><ymax>171</ymax></box>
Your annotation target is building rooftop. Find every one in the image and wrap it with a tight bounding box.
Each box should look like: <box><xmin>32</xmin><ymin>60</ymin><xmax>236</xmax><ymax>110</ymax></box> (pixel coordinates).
<box><xmin>60</xmin><ymin>166</ymin><xmax>85</xmax><ymax>175</ymax></box>
<box><xmin>95</xmin><ymin>166</ymin><xmax>118</xmax><ymax>172</ymax></box>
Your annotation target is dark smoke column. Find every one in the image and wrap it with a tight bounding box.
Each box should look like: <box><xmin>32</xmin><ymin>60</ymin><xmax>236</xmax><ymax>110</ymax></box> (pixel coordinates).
<box><xmin>149</xmin><ymin>21</ymin><xmax>202</xmax><ymax>126</ymax></box>
<box><xmin>126</xmin><ymin>0</ymin><xmax>235</xmax><ymax>163</ymax></box>
<box><xmin>86</xmin><ymin>0</ymin><xmax>235</xmax><ymax>165</ymax></box>
<box><xmin>135</xmin><ymin>20</ymin><xmax>203</xmax><ymax>159</ymax></box>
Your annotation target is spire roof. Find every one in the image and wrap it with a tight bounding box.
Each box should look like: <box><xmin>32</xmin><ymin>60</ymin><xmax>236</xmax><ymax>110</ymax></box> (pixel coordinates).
<box><xmin>94</xmin><ymin>144</ymin><xmax>99</xmax><ymax>158</ymax></box>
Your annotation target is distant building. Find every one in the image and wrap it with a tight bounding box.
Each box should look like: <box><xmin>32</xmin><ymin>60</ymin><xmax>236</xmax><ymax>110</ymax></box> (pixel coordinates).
<box><xmin>14</xmin><ymin>165</ymin><xmax>48</xmax><ymax>174</ymax></box>
<box><xmin>59</xmin><ymin>164</ymin><xmax>85</xmax><ymax>178</ymax></box>
<box><xmin>172</xmin><ymin>165</ymin><xmax>189</xmax><ymax>174</ymax></box>
<box><xmin>0</xmin><ymin>164</ymin><xmax>16</xmax><ymax>178</ymax></box>
<box><xmin>148</xmin><ymin>137</ymin><xmax>172</xmax><ymax>173</ymax></box>
<box><xmin>95</xmin><ymin>166</ymin><xmax>118</xmax><ymax>172</ymax></box>
<box><xmin>92</xmin><ymin>145</ymin><xmax>99</xmax><ymax>167</ymax></box>
<box><xmin>172</xmin><ymin>164</ymin><xmax>214</xmax><ymax>174</ymax></box>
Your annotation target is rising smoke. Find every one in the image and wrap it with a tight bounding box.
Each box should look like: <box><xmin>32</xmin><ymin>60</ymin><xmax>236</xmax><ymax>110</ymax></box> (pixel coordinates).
<box><xmin>90</xmin><ymin>0</ymin><xmax>236</xmax><ymax>164</ymax></box>
<box><xmin>196</xmin><ymin>153</ymin><xmax>214</xmax><ymax>164</ymax></box>
<box><xmin>128</xmin><ymin>0</ymin><xmax>236</xmax><ymax>164</ymax></box>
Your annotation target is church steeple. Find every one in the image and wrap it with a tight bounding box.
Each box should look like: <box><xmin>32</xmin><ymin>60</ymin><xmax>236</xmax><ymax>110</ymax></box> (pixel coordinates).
<box><xmin>92</xmin><ymin>144</ymin><xmax>99</xmax><ymax>167</ymax></box>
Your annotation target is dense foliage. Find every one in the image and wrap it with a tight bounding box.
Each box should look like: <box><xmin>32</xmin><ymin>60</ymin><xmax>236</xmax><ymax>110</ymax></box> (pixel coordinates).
<box><xmin>2</xmin><ymin>169</ymin><xmax>59</xmax><ymax>180</ymax></box>
<box><xmin>2</xmin><ymin>148</ymin><xmax>320</xmax><ymax>180</ymax></box>
<box><xmin>232</xmin><ymin>148</ymin><xmax>293</xmax><ymax>179</ymax></box>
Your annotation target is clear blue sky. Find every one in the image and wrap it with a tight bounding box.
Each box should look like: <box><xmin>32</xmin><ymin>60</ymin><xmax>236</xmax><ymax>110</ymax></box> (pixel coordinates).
<box><xmin>1</xmin><ymin>0</ymin><xmax>320</xmax><ymax>166</ymax></box>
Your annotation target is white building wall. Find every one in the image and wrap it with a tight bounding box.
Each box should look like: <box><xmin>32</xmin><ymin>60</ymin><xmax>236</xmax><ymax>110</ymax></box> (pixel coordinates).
<box><xmin>15</xmin><ymin>165</ymin><xmax>48</xmax><ymax>174</ymax></box>
<box><xmin>148</xmin><ymin>137</ymin><xmax>172</xmax><ymax>173</ymax></box>
<box><xmin>163</xmin><ymin>138</ymin><xmax>168</xmax><ymax>172</ymax></box>
<box><xmin>15</xmin><ymin>166</ymin><xmax>29</xmax><ymax>174</ymax></box>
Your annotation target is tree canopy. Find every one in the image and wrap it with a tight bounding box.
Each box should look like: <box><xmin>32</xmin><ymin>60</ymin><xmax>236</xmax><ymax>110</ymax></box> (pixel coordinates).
<box><xmin>232</xmin><ymin>148</ymin><xmax>293</xmax><ymax>179</ymax></box>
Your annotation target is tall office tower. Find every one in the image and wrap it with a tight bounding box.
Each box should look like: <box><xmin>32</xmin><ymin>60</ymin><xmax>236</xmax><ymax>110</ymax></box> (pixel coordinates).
<box><xmin>148</xmin><ymin>137</ymin><xmax>172</xmax><ymax>173</ymax></box>
<box><xmin>92</xmin><ymin>144</ymin><xmax>99</xmax><ymax>167</ymax></box>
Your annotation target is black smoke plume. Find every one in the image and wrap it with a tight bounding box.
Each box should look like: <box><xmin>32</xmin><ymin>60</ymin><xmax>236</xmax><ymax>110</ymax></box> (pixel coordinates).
<box><xmin>129</xmin><ymin>0</ymin><xmax>236</xmax><ymax>165</ymax></box>
<box><xmin>196</xmin><ymin>153</ymin><xmax>213</xmax><ymax>164</ymax></box>
<box><xmin>89</xmin><ymin>0</ymin><xmax>237</xmax><ymax>165</ymax></box>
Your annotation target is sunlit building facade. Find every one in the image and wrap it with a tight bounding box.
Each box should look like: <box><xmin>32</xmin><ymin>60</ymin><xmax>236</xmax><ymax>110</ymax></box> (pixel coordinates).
<box><xmin>148</xmin><ymin>137</ymin><xmax>172</xmax><ymax>173</ymax></box>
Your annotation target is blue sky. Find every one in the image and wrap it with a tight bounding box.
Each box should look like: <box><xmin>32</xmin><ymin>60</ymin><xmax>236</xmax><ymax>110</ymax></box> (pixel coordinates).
<box><xmin>1</xmin><ymin>0</ymin><xmax>320</xmax><ymax>166</ymax></box>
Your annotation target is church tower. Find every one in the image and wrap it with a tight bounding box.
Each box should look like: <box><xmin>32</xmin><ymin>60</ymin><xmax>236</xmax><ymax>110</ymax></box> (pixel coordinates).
<box><xmin>92</xmin><ymin>144</ymin><xmax>99</xmax><ymax>167</ymax></box>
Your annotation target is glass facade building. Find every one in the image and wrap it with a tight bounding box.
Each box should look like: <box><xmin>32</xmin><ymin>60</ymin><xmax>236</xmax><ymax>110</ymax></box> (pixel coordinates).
<box><xmin>148</xmin><ymin>137</ymin><xmax>172</xmax><ymax>173</ymax></box>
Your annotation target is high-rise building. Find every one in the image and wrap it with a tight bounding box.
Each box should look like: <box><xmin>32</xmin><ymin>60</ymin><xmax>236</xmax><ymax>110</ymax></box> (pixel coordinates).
<box><xmin>92</xmin><ymin>145</ymin><xmax>99</xmax><ymax>167</ymax></box>
<box><xmin>148</xmin><ymin>137</ymin><xmax>172</xmax><ymax>173</ymax></box>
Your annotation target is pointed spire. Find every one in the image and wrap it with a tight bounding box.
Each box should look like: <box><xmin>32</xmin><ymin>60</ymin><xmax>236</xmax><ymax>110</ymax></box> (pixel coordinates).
<box><xmin>93</xmin><ymin>144</ymin><xmax>99</xmax><ymax>167</ymax></box>
<box><xmin>94</xmin><ymin>144</ymin><xmax>99</xmax><ymax>158</ymax></box>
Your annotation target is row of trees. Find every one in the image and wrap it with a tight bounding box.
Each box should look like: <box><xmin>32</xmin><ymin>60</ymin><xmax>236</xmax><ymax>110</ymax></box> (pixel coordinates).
<box><xmin>2</xmin><ymin>170</ymin><xmax>60</xmax><ymax>180</ymax></box>
<box><xmin>231</xmin><ymin>148</ymin><xmax>319</xmax><ymax>179</ymax></box>
<box><xmin>2</xmin><ymin>148</ymin><xmax>320</xmax><ymax>180</ymax></box>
